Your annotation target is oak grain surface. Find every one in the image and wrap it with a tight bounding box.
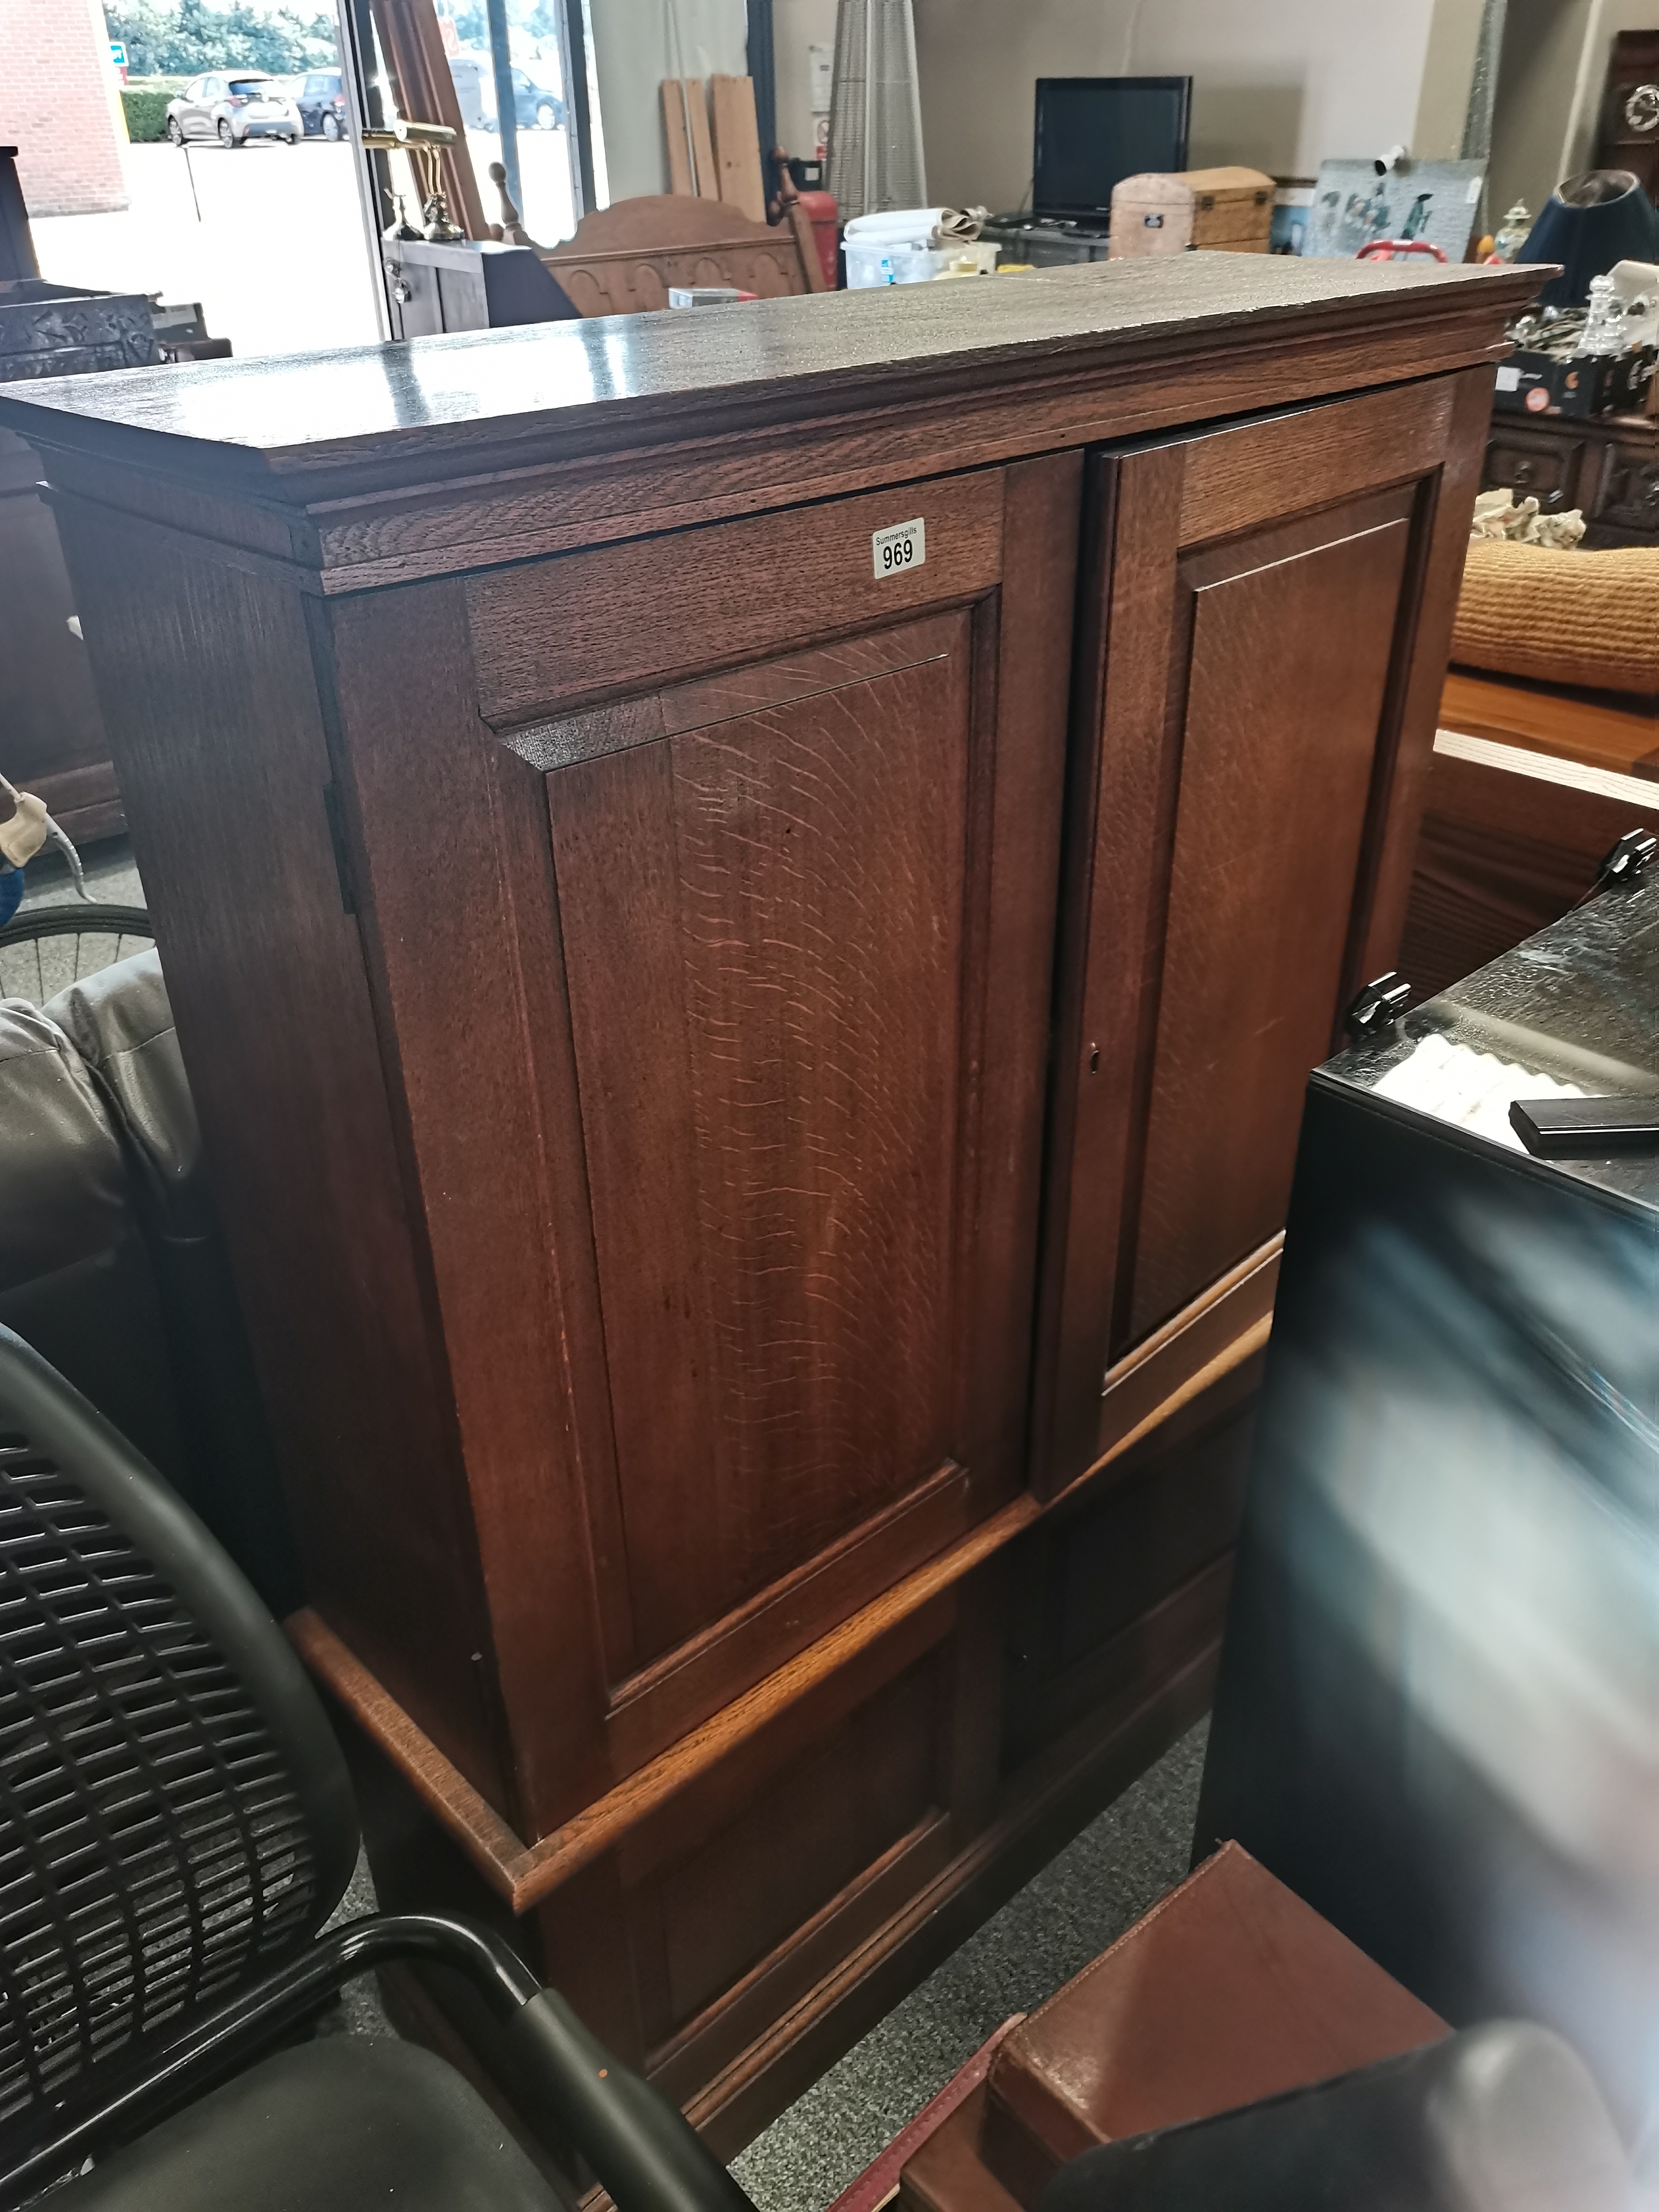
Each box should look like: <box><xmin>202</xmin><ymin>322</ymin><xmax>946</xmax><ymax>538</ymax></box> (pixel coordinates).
<box><xmin>0</xmin><ymin>260</ymin><xmax>1536</xmax><ymax>484</ymax></box>
<box><xmin>1130</xmin><ymin>500</ymin><xmax>1413</xmax><ymax>1336</ymax></box>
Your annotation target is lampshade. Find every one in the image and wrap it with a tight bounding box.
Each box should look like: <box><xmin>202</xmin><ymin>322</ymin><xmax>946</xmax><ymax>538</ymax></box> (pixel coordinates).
<box><xmin>1518</xmin><ymin>169</ymin><xmax>1659</xmax><ymax>309</ymax></box>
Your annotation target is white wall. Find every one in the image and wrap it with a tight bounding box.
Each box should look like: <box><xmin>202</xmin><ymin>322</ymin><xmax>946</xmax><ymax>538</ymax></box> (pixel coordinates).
<box><xmin>1563</xmin><ymin>0</ymin><xmax>1659</xmax><ymax>171</ymax></box>
<box><xmin>585</xmin><ymin>0</ymin><xmax>1531</xmax><ymax>220</ymax></box>
<box><xmin>589</xmin><ymin>0</ymin><xmax>748</xmax><ymax>201</ymax></box>
<box><xmin>1486</xmin><ymin>0</ymin><xmax>1659</xmax><ymax>228</ymax></box>
<box><xmin>914</xmin><ymin>0</ymin><xmax>1476</xmax><ymax>214</ymax></box>
<box><xmin>773</xmin><ymin>0</ymin><xmax>838</xmax><ymax>163</ymax></box>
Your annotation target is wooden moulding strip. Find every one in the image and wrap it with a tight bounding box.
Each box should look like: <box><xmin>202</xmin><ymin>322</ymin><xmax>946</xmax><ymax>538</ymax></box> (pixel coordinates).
<box><xmin>1094</xmin><ymin>1235</ymin><xmax>1281</xmax><ymax>1468</ymax></box>
<box><xmin>1434</xmin><ymin>726</ymin><xmax>1659</xmax><ymax>808</ymax></box>
<box><xmin>287</xmin><ymin>1310</ymin><xmax>1270</xmax><ymax>1915</ymax></box>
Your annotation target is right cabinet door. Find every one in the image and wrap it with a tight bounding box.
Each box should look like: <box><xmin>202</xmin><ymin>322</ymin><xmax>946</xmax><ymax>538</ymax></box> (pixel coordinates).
<box><xmin>1038</xmin><ymin>369</ymin><xmax>1493</xmax><ymax>1491</ymax></box>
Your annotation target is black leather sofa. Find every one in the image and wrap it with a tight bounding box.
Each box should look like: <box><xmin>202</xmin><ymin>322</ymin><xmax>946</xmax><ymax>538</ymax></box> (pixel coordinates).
<box><xmin>0</xmin><ymin>949</ymin><xmax>297</xmax><ymax>1606</ymax></box>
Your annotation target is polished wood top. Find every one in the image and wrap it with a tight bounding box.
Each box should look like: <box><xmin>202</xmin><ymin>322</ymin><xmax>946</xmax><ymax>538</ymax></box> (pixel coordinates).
<box><xmin>1440</xmin><ymin>666</ymin><xmax>1659</xmax><ymax>780</ymax></box>
<box><xmin>0</xmin><ymin>255</ymin><xmax>1538</xmax><ymax>491</ymax></box>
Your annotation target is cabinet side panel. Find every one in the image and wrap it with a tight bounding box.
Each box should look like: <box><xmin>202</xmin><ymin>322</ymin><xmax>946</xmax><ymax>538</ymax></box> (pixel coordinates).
<box><xmin>326</xmin><ymin>577</ymin><xmax>615</xmax><ymax>1834</ymax></box>
<box><xmin>1129</xmin><ymin>507</ymin><xmax>1412</xmax><ymax>1337</ymax></box>
<box><xmin>52</xmin><ymin>514</ymin><xmax>504</xmax><ymax>1800</ymax></box>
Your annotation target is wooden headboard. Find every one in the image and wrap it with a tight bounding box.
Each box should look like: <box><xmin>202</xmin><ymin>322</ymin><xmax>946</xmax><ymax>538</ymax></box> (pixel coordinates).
<box><xmin>541</xmin><ymin>193</ymin><xmax>823</xmax><ymax>316</ymax></box>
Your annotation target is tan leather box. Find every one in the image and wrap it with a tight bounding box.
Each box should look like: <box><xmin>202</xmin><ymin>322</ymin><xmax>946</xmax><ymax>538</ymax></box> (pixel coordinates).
<box><xmin>1108</xmin><ymin>168</ymin><xmax>1274</xmax><ymax>258</ymax></box>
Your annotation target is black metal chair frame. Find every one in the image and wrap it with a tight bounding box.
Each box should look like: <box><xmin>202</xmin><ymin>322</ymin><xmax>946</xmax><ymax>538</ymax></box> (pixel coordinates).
<box><xmin>0</xmin><ymin>1324</ymin><xmax>756</xmax><ymax>2212</ymax></box>
<box><xmin>2</xmin><ymin>1910</ymin><xmax>754</xmax><ymax>2212</ymax></box>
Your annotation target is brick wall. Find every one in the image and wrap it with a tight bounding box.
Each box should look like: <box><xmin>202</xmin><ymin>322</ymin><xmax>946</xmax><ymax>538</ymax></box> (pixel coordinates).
<box><xmin>0</xmin><ymin>0</ymin><xmax>128</xmax><ymax>217</ymax></box>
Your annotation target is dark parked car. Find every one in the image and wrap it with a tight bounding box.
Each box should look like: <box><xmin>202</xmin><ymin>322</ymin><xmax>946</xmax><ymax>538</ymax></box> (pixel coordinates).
<box><xmin>164</xmin><ymin>72</ymin><xmax>300</xmax><ymax>146</ymax></box>
<box><xmin>501</xmin><ymin>65</ymin><xmax>565</xmax><ymax>131</ymax></box>
<box><xmin>446</xmin><ymin>54</ymin><xmax>565</xmax><ymax>133</ymax></box>
<box><xmin>296</xmin><ymin>69</ymin><xmax>349</xmax><ymax>138</ymax></box>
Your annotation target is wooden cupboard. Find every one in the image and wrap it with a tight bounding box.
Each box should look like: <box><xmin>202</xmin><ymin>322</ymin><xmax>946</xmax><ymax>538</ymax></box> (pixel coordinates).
<box><xmin>0</xmin><ymin>254</ymin><xmax>1535</xmax><ymax>2154</ymax></box>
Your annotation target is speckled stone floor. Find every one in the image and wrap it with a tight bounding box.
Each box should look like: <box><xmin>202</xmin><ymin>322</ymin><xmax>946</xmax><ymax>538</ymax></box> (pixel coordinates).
<box><xmin>16</xmin><ymin>830</ymin><xmax>144</xmax><ymax>913</ymax></box>
<box><xmin>730</xmin><ymin>1719</ymin><xmax>1209</xmax><ymax>2212</ymax></box>
<box><xmin>3</xmin><ymin>832</ymin><xmax>151</xmax><ymax>1004</ymax></box>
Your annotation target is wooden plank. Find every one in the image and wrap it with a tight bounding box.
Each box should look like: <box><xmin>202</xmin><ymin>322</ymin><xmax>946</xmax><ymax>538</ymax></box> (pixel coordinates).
<box><xmin>1344</xmin><ymin>365</ymin><xmax>1502</xmax><ymax>990</ymax></box>
<box><xmin>0</xmin><ymin>265</ymin><xmax>1540</xmax><ymax>561</ymax></box>
<box><xmin>661</xmin><ymin>80</ymin><xmax>695</xmax><ymax>196</ymax></box>
<box><xmin>710</xmin><ymin>75</ymin><xmax>766</xmax><ymax>223</ymax></box>
<box><xmin>607</xmin><ymin>1466</ymin><xmax>972</xmax><ymax>1777</ymax></box>
<box><xmin>686</xmin><ymin>76</ymin><xmax>718</xmax><ymax>202</ymax></box>
<box><xmin>1434</xmin><ymin>725</ymin><xmax>1659</xmax><ymax>805</ymax></box>
<box><xmin>1439</xmin><ymin>666</ymin><xmax>1659</xmax><ymax>780</ymax></box>
<box><xmin>1036</xmin><ymin>445</ymin><xmax>1186</xmax><ymax>1492</ymax></box>
<box><xmin>51</xmin><ymin>509</ymin><xmax>507</xmax><ymax>1811</ymax></box>
<box><xmin>327</xmin><ymin>577</ymin><xmax>617</xmax><ymax>1838</ymax></box>
<box><xmin>1096</xmin><ymin>1235</ymin><xmax>1280</xmax><ymax>1462</ymax></box>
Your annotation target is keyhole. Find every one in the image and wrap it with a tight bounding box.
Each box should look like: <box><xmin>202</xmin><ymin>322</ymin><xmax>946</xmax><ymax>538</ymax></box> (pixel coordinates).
<box><xmin>1088</xmin><ymin>1044</ymin><xmax>1100</xmax><ymax>1075</ymax></box>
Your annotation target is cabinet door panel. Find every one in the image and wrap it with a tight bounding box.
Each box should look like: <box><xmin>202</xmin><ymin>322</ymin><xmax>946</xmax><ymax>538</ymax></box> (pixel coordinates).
<box><xmin>1037</xmin><ymin>372</ymin><xmax>1494</xmax><ymax>1494</ymax></box>
<box><xmin>376</xmin><ymin>452</ymin><xmax>1086</xmax><ymax>1808</ymax></box>
<box><xmin>1129</xmin><ymin>503</ymin><xmax>1411</xmax><ymax>1337</ymax></box>
<box><xmin>551</xmin><ymin>629</ymin><xmax>971</xmax><ymax>1660</ymax></box>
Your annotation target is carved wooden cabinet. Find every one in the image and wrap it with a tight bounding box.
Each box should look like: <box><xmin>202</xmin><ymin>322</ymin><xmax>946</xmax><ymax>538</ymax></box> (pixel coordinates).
<box><xmin>1480</xmin><ymin>409</ymin><xmax>1659</xmax><ymax>545</ymax></box>
<box><xmin>0</xmin><ymin>255</ymin><xmax>1532</xmax><ymax>2155</ymax></box>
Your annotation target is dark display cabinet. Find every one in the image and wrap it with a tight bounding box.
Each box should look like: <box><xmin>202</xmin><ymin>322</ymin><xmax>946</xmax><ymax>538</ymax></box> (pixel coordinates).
<box><xmin>1198</xmin><ymin>871</ymin><xmax>1659</xmax><ymax>2141</ymax></box>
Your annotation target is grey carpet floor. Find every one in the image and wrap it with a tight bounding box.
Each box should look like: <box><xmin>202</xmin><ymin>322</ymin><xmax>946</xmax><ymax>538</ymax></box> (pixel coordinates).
<box><xmin>730</xmin><ymin>1718</ymin><xmax>1209</xmax><ymax>2212</ymax></box>
<box><xmin>17</xmin><ymin>832</ymin><xmax>144</xmax><ymax>913</ymax></box>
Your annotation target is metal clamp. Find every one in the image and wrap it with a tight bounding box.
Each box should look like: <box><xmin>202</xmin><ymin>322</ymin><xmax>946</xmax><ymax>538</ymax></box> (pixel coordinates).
<box><xmin>1344</xmin><ymin>972</ymin><xmax>1412</xmax><ymax>1044</ymax></box>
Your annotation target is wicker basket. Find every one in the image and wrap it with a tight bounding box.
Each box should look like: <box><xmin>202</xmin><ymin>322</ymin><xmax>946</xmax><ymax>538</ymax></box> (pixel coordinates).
<box><xmin>1452</xmin><ymin>538</ymin><xmax>1659</xmax><ymax>695</ymax></box>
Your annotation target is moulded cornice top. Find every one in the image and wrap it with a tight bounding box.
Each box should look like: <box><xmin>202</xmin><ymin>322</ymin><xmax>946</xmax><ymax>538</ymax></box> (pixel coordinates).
<box><xmin>0</xmin><ymin>253</ymin><xmax>1543</xmax><ymax>502</ymax></box>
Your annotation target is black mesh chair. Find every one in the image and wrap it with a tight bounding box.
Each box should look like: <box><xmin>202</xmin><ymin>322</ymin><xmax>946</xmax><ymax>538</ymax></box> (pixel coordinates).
<box><xmin>0</xmin><ymin>1323</ymin><xmax>757</xmax><ymax>2212</ymax></box>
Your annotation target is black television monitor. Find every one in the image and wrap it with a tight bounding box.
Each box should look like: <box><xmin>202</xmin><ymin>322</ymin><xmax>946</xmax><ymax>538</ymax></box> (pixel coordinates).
<box><xmin>1032</xmin><ymin>77</ymin><xmax>1192</xmax><ymax>224</ymax></box>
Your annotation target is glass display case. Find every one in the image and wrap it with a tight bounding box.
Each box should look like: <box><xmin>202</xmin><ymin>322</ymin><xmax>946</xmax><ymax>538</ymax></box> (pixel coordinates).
<box><xmin>1197</xmin><ymin>872</ymin><xmax>1659</xmax><ymax>2143</ymax></box>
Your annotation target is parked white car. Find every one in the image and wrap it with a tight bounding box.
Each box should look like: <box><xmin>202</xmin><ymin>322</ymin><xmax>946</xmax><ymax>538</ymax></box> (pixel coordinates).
<box><xmin>165</xmin><ymin>73</ymin><xmax>302</xmax><ymax>147</ymax></box>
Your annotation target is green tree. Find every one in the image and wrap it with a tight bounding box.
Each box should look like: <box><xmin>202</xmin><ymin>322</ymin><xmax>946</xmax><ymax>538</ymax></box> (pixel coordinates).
<box><xmin>104</xmin><ymin>0</ymin><xmax>339</xmax><ymax>77</ymax></box>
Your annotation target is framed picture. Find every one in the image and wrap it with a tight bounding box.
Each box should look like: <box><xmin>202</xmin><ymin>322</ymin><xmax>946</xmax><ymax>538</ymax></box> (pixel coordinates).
<box><xmin>1302</xmin><ymin>159</ymin><xmax>1484</xmax><ymax>262</ymax></box>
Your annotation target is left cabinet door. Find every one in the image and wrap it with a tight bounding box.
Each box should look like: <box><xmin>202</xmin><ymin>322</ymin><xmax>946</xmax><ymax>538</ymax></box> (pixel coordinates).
<box><xmin>328</xmin><ymin>455</ymin><xmax>1080</xmax><ymax>1827</ymax></box>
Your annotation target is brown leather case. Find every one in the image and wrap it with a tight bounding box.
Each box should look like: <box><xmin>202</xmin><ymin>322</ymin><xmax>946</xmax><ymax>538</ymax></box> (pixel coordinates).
<box><xmin>977</xmin><ymin>1841</ymin><xmax>1447</xmax><ymax>2208</ymax></box>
